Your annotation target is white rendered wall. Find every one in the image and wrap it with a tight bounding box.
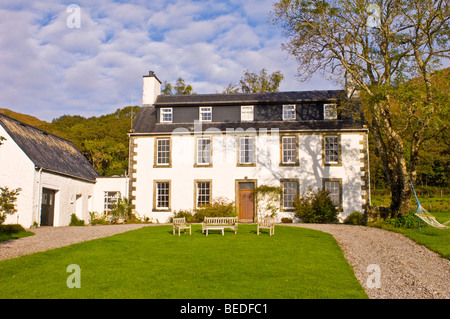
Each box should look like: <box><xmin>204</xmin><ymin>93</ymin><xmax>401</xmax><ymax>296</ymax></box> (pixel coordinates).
<box><xmin>0</xmin><ymin>126</ymin><xmax>36</xmax><ymax>227</ymax></box>
<box><xmin>93</xmin><ymin>176</ymin><xmax>129</xmax><ymax>215</ymax></box>
<box><xmin>131</xmin><ymin>129</ymin><xmax>366</xmax><ymax>223</ymax></box>
<box><xmin>37</xmin><ymin>171</ymin><xmax>95</xmax><ymax>226</ymax></box>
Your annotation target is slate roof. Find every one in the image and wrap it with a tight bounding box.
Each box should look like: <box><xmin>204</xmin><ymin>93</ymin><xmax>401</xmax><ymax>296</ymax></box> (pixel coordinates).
<box><xmin>0</xmin><ymin>114</ymin><xmax>99</xmax><ymax>182</ymax></box>
<box><xmin>153</xmin><ymin>90</ymin><xmax>346</xmax><ymax>106</ymax></box>
<box><xmin>133</xmin><ymin>90</ymin><xmax>364</xmax><ymax>134</ymax></box>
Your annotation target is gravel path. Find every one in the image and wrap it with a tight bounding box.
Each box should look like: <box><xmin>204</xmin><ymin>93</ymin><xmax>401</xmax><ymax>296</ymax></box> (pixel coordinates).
<box><xmin>0</xmin><ymin>224</ymin><xmax>149</xmax><ymax>261</ymax></box>
<box><xmin>1</xmin><ymin>223</ymin><xmax>449</xmax><ymax>299</ymax></box>
<box><xmin>289</xmin><ymin>224</ymin><xmax>450</xmax><ymax>299</ymax></box>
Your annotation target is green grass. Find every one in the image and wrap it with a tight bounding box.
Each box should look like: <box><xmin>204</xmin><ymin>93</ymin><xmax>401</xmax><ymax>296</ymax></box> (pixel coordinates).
<box><xmin>375</xmin><ymin>211</ymin><xmax>450</xmax><ymax>259</ymax></box>
<box><xmin>0</xmin><ymin>230</ymin><xmax>34</xmax><ymax>242</ymax></box>
<box><xmin>0</xmin><ymin>224</ymin><xmax>367</xmax><ymax>299</ymax></box>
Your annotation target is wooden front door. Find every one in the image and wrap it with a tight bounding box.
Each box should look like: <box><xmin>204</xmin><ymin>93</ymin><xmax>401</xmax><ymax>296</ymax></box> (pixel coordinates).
<box><xmin>238</xmin><ymin>182</ymin><xmax>255</xmax><ymax>221</ymax></box>
<box><xmin>40</xmin><ymin>188</ymin><xmax>55</xmax><ymax>226</ymax></box>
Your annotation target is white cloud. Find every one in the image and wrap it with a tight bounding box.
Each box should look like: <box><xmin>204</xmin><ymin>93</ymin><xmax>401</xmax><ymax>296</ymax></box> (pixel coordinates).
<box><xmin>0</xmin><ymin>0</ymin><xmax>337</xmax><ymax>121</ymax></box>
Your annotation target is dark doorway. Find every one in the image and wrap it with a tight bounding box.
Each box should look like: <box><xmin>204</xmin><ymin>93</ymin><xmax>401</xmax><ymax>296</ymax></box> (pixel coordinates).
<box><xmin>40</xmin><ymin>188</ymin><xmax>55</xmax><ymax>226</ymax></box>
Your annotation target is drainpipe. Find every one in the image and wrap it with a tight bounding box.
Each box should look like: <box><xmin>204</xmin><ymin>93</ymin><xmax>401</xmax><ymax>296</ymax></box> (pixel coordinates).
<box><xmin>365</xmin><ymin>129</ymin><xmax>372</xmax><ymax>206</ymax></box>
<box><xmin>36</xmin><ymin>167</ymin><xmax>43</xmax><ymax>226</ymax></box>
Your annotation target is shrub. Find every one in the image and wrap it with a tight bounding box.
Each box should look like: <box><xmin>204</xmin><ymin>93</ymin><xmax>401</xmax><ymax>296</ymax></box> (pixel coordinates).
<box><xmin>89</xmin><ymin>212</ymin><xmax>109</xmax><ymax>225</ymax></box>
<box><xmin>281</xmin><ymin>217</ymin><xmax>293</xmax><ymax>223</ymax></box>
<box><xmin>385</xmin><ymin>212</ymin><xmax>421</xmax><ymax>228</ymax></box>
<box><xmin>293</xmin><ymin>188</ymin><xmax>339</xmax><ymax>224</ymax></box>
<box><xmin>109</xmin><ymin>198</ymin><xmax>142</xmax><ymax>224</ymax></box>
<box><xmin>0</xmin><ymin>224</ymin><xmax>26</xmax><ymax>234</ymax></box>
<box><xmin>344</xmin><ymin>212</ymin><xmax>365</xmax><ymax>225</ymax></box>
<box><xmin>69</xmin><ymin>214</ymin><xmax>85</xmax><ymax>226</ymax></box>
<box><xmin>194</xmin><ymin>197</ymin><xmax>237</xmax><ymax>221</ymax></box>
<box><xmin>171</xmin><ymin>209</ymin><xmax>196</xmax><ymax>223</ymax></box>
<box><xmin>0</xmin><ymin>187</ymin><xmax>21</xmax><ymax>225</ymax></box>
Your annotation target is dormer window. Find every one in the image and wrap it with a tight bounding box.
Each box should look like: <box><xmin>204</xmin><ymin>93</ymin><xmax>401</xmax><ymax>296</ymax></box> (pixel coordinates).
<box><xmin>324</xmin><ymin>103</ymin><xmax>337</xmax><ymax>120</ymax></box>
<box><xmin>241</xmin><ymin>105</ymin><xmax>254</xmax><ymax>121</ymax></box>
<box><xmin>160</xmin><ymin>108</ymin><xmax>173</xmax><ymax>123</ymax></box>
<box><xmin>282</xmin><ymin>105</ymin><xmax>296</xmax><ymax>120</ymax></box>
<box><xmin>199</xmin><ymin>107</ymin><xmax>212</xmax><ymax>122</ymax></box>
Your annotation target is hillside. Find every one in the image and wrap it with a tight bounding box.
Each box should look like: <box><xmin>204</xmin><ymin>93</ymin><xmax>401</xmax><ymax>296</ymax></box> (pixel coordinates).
<box><xmin>0</xmin><ymin>108</ymin><xmax>49</xmax><ymax>129</ymax></box>
<box><xmin>1</xmin><ymin>106</ymin><xmax>140</xmax><ymax>177</ymax></box>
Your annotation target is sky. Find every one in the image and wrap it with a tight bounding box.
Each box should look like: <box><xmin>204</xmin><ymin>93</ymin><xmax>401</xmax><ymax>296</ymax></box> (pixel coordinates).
<box><xmin>0</xmin><ymin>0</ymin><xmax>339</xmax><ymax>121</ymax></box>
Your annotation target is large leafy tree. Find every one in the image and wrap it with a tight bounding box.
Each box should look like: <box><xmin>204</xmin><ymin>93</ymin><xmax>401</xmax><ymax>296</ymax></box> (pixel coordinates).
<box><xmin>272</xmin><ymin>0</ymin><xmax>449</xmax><ymax>216</ymax></box>
<box><xmin>223</xmin><ymin>68</ymin><xmax>284</xmax><ymax>93</ymax></box>
<box><xmin>161</xmin><ymin>78</ymin><xmax>196</xmax><ymax>95</ymax></box>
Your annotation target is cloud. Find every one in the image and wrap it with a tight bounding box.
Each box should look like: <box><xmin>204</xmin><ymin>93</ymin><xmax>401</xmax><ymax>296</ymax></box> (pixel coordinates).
<box><xmin>0</xmin><ymin>0</ymin><xmax>337</xmax><ymax>121</ymax></box>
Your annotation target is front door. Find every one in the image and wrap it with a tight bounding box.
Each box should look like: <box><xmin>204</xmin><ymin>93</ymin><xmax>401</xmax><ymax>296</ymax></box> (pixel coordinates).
<box><xmin>41</xmin><ymin>188</ymin><xmax>55</xmax><ymax>226</ymax></box>
<box><xmin>238</xmin><ymin>182</ymin><xmax>255</xmax><ymax>221</ymax></box>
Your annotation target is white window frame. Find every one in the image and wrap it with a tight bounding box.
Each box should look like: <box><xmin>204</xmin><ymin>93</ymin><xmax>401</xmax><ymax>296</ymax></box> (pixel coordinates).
<box><xmin>282</xmin><ymin>181</ymin><xmax>298</xmax><ymax>210</ymax></box>
<box><xmin>160</xmin><ymin>108</ymin><xmax>173</xmax><ymax>123</ymax></box>
<box><xmin>282</xmin><ymin>104</ymin><xmax>296</xmax><ymax>120</ymax></box>
<box><xmin>156</xmin><ymin>182</ymin><xmax>170</xmax><ymax>210</ymax></box>
<box><xmin>324</xmin><ymin>136</ymin><xmax>340</xmax><ymax>164</ymax></box>
<box><xmin>239</xmin><ymin>136</ymin><xmax>255</xmax><ymax>165</ymax></box>
<box><xmin>196</xmin><ymin>181</ymin><xmax>211</xmax><ymax>208</ymax></box>
<box><xmin>197</xmin><ymin>137</ymin><xmax>211</xmax><ymax>165</ymax></box>
<box><xmin>104</xmin><ymin>191</ymin><xmax>120</xmax><ymax>213</ymax></box>
<box><xmin>199</xmin><ymin>107</ymin><xmax>212</xmax><ymax>122</ymax></box>
<box><xmin>282</xmin><ymin>136</ymin><xmax>297</xmax><ymax>164</ymax></box>
<box><xmin>241</xmin><ymin>105</ymin><xmax>254</xmax><ymax>121</ymax></box>
<box><xmin>156</xmin><ymin>138</ymin><xmax>171</xmax><ymax>166</ymax></box>
<box><xmin>324</xmin><ymin>103</ymin><xmax>337</xmax><ymax>120</ymax></box>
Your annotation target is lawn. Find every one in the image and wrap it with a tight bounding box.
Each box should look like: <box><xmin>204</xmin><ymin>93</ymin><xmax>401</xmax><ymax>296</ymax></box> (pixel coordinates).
<box><xmin>0</xmin><ymin>224</ymin><xmax>367</xmax><ymax>299</ymax></box>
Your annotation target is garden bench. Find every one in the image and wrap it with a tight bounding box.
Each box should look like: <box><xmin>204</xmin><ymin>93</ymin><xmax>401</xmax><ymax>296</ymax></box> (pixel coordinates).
<box><xmin>202</xmin><ymin>217</ymin><xmax>238</xmax><ymax>235</ymax></box>
<box><xmin>173</xmin><ymin>217</ymin><xmax>191</xmax><ymax>236</ymax></box>
<box><xmin>257</xmin><ymin>216</ymin><xmax>275</xmax><ymax>236</ymax></box>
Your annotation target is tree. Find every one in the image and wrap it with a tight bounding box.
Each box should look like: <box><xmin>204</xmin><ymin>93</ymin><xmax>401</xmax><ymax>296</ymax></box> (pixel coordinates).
<box><xmin>272</xmin><ymin>0</ymin><xmax>449</xmax><ymax>216</ymax></box>
<box><xmin>0</xmin><ymin>187</ymin><xmax>21</xmax><ymax>224</ymax></box>
<box><xmin>223</xmin><ymin>68</ymin><xmax>284</xmax><ymax>93</ymax></box>
<box><xmin>162</xmin><ymin>78</ymin><xmax>196</xmax><ymax>95</ymax></box>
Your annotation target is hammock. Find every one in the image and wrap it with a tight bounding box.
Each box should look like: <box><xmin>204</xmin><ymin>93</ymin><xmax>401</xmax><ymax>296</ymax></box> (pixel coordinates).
<box><xmin>410</xmin><ymin>179</ymin><xmax>448</xmax><ymax>229</ymax></box>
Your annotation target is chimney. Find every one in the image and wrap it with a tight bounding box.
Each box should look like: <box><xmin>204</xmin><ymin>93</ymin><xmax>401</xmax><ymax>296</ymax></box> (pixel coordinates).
<box><xmin>143</xmin><ymin>71</ymin><xmax>161</xmax><ymax>105</ymax></box>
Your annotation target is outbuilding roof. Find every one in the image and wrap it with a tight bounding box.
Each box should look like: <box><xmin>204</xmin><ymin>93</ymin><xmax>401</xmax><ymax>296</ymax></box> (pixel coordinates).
<box><xmin>0</xmin><ymin>114</ymin><xmax>99</xmax><ymax>182</ymax></box>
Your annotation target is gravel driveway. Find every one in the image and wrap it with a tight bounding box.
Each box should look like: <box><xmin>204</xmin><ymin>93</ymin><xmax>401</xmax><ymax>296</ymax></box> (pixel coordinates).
<box><xmin>1</xmin><ymin>223</ymin><xmax>449</xmax><ymax>299</ymax></box>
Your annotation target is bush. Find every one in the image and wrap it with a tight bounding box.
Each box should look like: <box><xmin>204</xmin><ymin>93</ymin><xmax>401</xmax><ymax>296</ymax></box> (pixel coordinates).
<box><xmin>344</xmin><ymin>212</ymin><xmax>365</xmax><ymax>225</ymax></box>
<box><xmin>281</xmin><ymin>217</ymin><xmax>293</xmax><ymax>223</ymax></box>
<box><xmin>293</xmin><ymin>188</ymin><xmax>339</xmax><ymax>224</ymax></box>
<box><xmin>69</xmin><ymin>214</ymin><xmax>85</xmax><ymax>226</ymax></box>
<box><xmin>172</xmin><ymin>197</ymin><xmax>237</xmax><ymax>223</ymax></box>
<box><xmin>89</xmin><ymin>212</ymin><xmax>109</xmax><ymax>225</ymax></box>
<box><xmin>0</xmin><ymin>224</ymin><xmax>26</xmax><ymax>234</ymax></box>
<box><xmin>385</xmin><ymin>212</ymin><xmax>421</xmax><ymax>228</ymax></box>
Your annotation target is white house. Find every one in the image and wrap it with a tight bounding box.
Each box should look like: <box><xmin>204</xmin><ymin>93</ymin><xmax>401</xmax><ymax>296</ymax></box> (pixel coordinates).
<box><xmin>0</xmin><ymin>114</ymin><xmax>128</xmax><ymax>227</ymax></box>
<box><xmin>129</xmin><ymin>72</ymin><xmax>370</xmax><ymax>223</ymax></box>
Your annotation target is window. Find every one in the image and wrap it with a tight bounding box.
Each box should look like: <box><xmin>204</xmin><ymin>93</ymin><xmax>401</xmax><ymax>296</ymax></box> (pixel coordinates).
<box><xmin>196</xmin><ymin>181</ymin><xmax>211</xmax><ymax>208</ymax></box>
<box><xmin>241</xmin><ymin>105</ymin><xmax>254</xmax><ymax>121</ymax></box>
<box><xmin>156</xmin><ymin>138</ymin><xmax>170</xmax><ymax>166</ymax></box>
<box><xmin>239</xmin><ymin>136</ymin><xmax>255</xmax><ymax>164</ymax></box>
<box><xmin>197</xmin><ymin>137</ymin><xmax>211</xmax><ymax>165</ymax></box>
<box><xmin>282</xmin><ymin>181</ymin><xmax>298</xmax><ymax>210</ymax></box>
<box><xmin>104</xmin><ymin>191</ymin><xmax>120</xmax><ymax>213</ymax></box>
<box><xmin>160</xmin><ymin>108</ymin><xmax>173</xmax><ymax>123</ymax></box>
<box><xmin>324</xmin><ymin>103</ymin><xmax>337</xmax><ymax>120</ymax></box>
<box><xmin>199</xmin><ymin>107</ymin><xmax>212</xmax><ymax>122</ymax></box>
<box><xmin>156</xmin><ymin>182</ymin><xmax>170</xmax><ymax>209</ymax></box>
<box><xmin>282</xmin><ymin>105</ymin><xmax>296</xmax><ymax>120</ymax></box>
<box><xmin>281</xmin><ymin>136</ymin><xmax>297</xmax><ymax>164</ymax></box>
<box><xmin>324</xmin><ymin>135</ymin><xmax>340</xmax><ymax>164</ymax></box>
<box><xmin>324</xmin><ymin>180</ymin><xmax>341</xmax><ymax>208</ymax></box>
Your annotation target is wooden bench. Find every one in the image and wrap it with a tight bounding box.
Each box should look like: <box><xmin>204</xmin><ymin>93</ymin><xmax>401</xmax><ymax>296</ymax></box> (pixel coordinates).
<box><xmin>257</xmin><ymin>217</ymin><xmax>275</xmax><ymax>236</ymax></box>
<box><xmin>202</xmin><ymin>217</ymin><xmax>238</xmax><ymax>235</ymax></box>
<box><xmin>173</xmin><ymin>217</ymin><xmax>191</xmax><ymax>236</ymax></box>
